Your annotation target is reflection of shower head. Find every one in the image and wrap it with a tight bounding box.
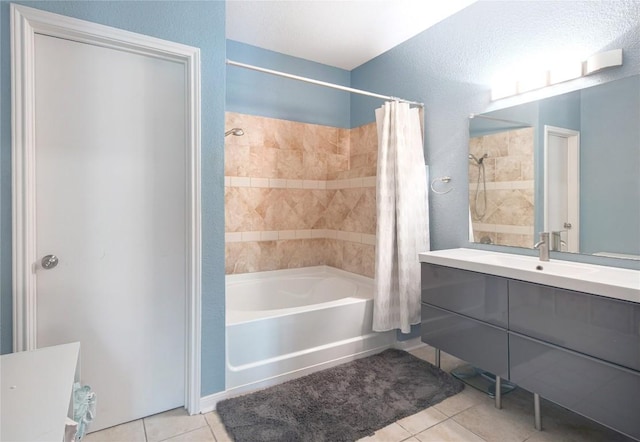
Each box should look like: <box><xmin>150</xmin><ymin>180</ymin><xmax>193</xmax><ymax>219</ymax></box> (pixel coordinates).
<box><xmin>225</xmin><ymin>128</ymin><xmax>244</xmax><ymax>137</ymax></box>
<box><xmin>468</xmin><ymin>153</ymin><xmax>488</xmax><ymax>164</ymax></box>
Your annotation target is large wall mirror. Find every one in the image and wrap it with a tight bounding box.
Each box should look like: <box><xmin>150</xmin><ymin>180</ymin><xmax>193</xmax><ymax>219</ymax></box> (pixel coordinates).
<box><xmin>468</xmin><ymin>74</ymin><xmax>640</xmax><ymax>259</ymax></box>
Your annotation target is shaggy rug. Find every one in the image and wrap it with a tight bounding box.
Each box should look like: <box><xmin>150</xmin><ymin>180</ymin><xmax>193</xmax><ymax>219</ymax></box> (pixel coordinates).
<box><xmin>216</xmin><ymin>349</ymin><xmax>464</xmax><ymax>442</ymax></box>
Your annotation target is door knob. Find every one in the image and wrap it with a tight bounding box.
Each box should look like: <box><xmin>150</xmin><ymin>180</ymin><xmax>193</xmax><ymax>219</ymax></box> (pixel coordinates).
<box><xmin>564</xmin><ymin>222</ymin><xmax>572</xmax><ymax>229</ymax></box>
<box><xmin>41</xmin><ymin>254</ymin><xmax>59</xmax><ymax>269</ymax></box>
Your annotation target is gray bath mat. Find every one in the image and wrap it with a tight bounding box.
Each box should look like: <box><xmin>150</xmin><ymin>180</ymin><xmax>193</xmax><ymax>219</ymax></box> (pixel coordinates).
<box><xmin>216</xmin><ymin>349</ymin><xmax>464</xmax><ymax>442</ymax></box>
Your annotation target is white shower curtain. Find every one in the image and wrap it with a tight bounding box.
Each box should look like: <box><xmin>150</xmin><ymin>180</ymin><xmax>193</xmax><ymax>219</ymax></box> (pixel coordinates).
<box><xmin>373</xmin><ymin>101</ymin><xmax>430</xmax><ymax>333</ymax></box>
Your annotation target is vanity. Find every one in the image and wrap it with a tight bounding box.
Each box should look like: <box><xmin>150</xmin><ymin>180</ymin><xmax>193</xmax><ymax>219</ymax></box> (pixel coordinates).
<box><xmin>419</xmin><ymin>248</ymin><xmax>640</xmax><ymax>440</ymax></box>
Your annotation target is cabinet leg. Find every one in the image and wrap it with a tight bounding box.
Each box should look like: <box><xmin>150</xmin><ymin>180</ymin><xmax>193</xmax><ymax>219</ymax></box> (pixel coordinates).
<box><xmin>434</xmin><ymin>348</ymin><xmax>441</xmax><ymax>368</ymax></box>
<box><xmin>494</xmin><ymin>376</ymin><xmax>502</xmax><ymax>409</ymax></box>
<box><xmin>534</xmin><ymin>393</ymin><xmax>542</xmax><ymax>430</ymax></box>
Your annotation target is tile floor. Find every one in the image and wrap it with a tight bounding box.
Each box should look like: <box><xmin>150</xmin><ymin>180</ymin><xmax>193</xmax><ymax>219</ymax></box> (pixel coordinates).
<box><xmin>84</xmin><ymin>345</ymin><xmax>634</xmax><ymax>442</ymax></box>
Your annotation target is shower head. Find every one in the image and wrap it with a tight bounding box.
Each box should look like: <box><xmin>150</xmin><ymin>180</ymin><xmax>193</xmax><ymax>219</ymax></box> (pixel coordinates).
<box><xmin>225</xmin><ymin>128</ymin><xmax>244</xmax><ymax>137</ymax></box>
<box><xmin>468</xmin><ymin>153</ymin><xmax>488</xmax><ymax>164</ymax></box>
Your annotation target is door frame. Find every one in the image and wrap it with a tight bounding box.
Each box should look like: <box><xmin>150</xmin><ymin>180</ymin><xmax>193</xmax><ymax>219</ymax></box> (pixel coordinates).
<box><xmin>11</xmin><ymin>4</ymin><xmax>202</xmax><ymax>414</ymax></box>
<box><xmin>543</xmin><ymin>125</ymin><xmax>580</xmax><ymax>252</ymax></box>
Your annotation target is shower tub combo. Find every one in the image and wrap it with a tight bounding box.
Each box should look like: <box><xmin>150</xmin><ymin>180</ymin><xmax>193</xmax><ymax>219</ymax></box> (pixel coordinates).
<box><xmin>225</xmin><ymin>266</ymin><xmax>396</xmax><ymax>391</ymax></box>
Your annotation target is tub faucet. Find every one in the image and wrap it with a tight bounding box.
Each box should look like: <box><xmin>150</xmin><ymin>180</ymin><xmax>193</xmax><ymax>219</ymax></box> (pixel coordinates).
<box><xmin>534</xmin><ymin>232</ymin><xmax>550</xmax><ymax>262</ymax></box>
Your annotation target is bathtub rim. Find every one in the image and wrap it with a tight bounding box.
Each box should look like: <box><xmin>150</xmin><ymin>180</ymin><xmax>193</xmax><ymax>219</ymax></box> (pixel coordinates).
<box><xmin>225</xmin><ymin>265</ymin><xmax>374</xmax><ymax>286</ymax></box>
<box><xmin>225</xmin><ymin>266</ymin><xmax>374</xmax><ymax>325</ymax></box>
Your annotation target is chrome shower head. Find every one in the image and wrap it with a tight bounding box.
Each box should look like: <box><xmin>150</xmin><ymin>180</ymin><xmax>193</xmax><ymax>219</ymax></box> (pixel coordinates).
<box><xmin>468</xmin><ymin>153</ymin><xmax>488</xmax><ymax>164</ymax></box>
<box><xmin>225</xmin><ymin>128</ymin><xmax>244</xmax><ymax>137</ymax></box>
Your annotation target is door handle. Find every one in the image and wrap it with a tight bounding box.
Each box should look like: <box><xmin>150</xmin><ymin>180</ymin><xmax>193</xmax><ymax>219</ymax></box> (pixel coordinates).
<box><xmin>41</xmin><ymin>254</ymin><xmax>59</xmax><ymax>269</ymax></box>
<box><xmin>563</xmin><ymin>222</ymin><xmax>572</xmax><ymax>229</ymax></box>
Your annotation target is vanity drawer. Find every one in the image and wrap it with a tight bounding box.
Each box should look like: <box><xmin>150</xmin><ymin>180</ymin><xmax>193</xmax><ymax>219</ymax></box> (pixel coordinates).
<box><xmin>421</xmin><ymin>304</ymin><xmax>508</xmax><ymax>378</ymax></box>
<box><xmin>421</xmin><ymin>263</ymin><xmax>508</xmax><ymax>327</ymax></box>
<box><xmin>509</xmin><ymin>280</ymin><xmax>640</xmax><ymax>371</ymax></box>
<box><xmin>510</xmin><ymin>333</ymin><xmax>640</xmax><ymax>440</ymax></box>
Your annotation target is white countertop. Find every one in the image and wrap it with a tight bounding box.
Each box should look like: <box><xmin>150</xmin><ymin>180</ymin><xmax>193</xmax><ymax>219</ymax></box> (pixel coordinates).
<box><xmin>419</xmin><ymin>248</ymin><xmax>640</xmax><ymax>304</ymax></box>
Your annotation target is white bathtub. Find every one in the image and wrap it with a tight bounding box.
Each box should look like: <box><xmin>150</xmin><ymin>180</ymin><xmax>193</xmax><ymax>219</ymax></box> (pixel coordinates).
<box><xmin>225</xmin><ymin>266</ymin><xmax>396</xmax><ymax>391</ymax></box>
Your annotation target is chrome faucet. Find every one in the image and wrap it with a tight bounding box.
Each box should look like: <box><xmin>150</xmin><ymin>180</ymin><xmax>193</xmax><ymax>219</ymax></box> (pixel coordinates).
<box><xmin>534</xmin><ymin>232</ymin><xmax>550</xmax><ymax>262</ymax></box>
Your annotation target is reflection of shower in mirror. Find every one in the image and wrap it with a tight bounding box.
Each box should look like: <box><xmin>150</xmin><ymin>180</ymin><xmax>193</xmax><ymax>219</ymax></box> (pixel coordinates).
<box><xmin>469</xmin><ymin>153</ymin><xmax>488</xmax><ymax>219</ymax></box>
<box><xmin>468</xmin><ymin>153</ymin><xmax>487</xmax><ymax>165</ymax></box>
<box><xmin>225</xmin><ymin>127</ymin><xmax>244</xmax><ymax>137</ymax></box>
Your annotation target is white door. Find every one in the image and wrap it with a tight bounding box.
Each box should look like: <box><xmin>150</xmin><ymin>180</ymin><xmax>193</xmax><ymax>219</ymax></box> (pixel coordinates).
<box><xmin>34</xmin><ymin>33</ymin><xmax>186</xmax><ymax>431</ymax></box>
<box><xmin>544</xmin><ymin>126</ymin><xmax>580</xmax><ymax>253</ymax></box>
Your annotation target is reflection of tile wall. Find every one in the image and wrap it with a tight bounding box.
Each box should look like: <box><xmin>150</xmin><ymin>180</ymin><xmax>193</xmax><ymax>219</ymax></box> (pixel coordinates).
<box><xmin>225</xmin><ymin>112</ymin><xmax>378</xmax><ymax>277</ymax></box>
<box><xmin>469</xmin><ymin>127</ymin><xmax>534</xmax><ymax>247</ymax></box>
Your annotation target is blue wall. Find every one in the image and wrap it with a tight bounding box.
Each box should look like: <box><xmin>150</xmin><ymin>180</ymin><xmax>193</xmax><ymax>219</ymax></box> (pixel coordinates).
<box><xmin>581</xmin><ymin>75</ymin><xmax>640</xmax><ymax>255</ymax></box>
<box><xmin>227</xmin><ymin>40</ymin><xmax>351</xmax><ymax>128</ymax></box>
<box><xmin>0</xmin><ymin>0</ymin><xmax>227</xmax><ymax>396</ymax></box>
<box><xmin>351</xmin><ymin>0</ymin><xmax>640</xmax><ymax>267</ymax></box>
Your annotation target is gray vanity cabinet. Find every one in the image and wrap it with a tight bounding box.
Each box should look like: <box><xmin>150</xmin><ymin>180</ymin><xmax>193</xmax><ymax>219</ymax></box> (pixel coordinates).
<box><xmin>510</xmin><ymin>333</ymin><xmax>640</xmax><ymax>440</ymax></box>
<box><xmin>508</xmin><ymin>280</ymin><xmax>640</xmax><ymax>440</ymax></box>
<box><xmin>421</xmin><ymin>264</ymin><xmax>508</xmax><ymax>326</ymax></box>
<box><xmin>420</xmin><ymin>262</ymin><xmax>640</xmax><ymax>441</ymax></box>
<box><xmin>509</xmin><ymin>280</ymin><xmax>640</xmax><ymax>372</ymax></box>
<box><xmin>420</xmin><ymin>263</ymin><xmax>509</xmax><ymax>377</ymax></box>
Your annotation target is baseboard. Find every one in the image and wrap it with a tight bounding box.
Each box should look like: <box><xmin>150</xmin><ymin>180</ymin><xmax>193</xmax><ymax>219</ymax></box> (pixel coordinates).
<box><xmin>393</xmin><ymin>337</ymin><xmax>425</xmax><ymax>351</ymax></box>
<box><xmin>200</xmin><ymin>389</ymin><xmax>232</xmax><ymax>414</ymax></box>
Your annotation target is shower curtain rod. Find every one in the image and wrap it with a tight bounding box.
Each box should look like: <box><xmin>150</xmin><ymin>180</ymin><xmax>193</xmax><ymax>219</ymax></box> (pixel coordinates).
<box><xmin>227</xmin><ymin>59</ymin><xmax>424</xmax><ymax>107</ymax></box>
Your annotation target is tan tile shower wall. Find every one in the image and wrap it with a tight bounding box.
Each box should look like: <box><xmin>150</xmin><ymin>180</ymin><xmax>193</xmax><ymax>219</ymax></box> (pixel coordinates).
<box><xmin>225</xmin><ymin>112</ymin><xmax>377</xmax><ymax>277</ymax></box>
<box><xmin>469</xmin><ymin>127</ymin><xmax>535</xmax><ymax>248</ymax></box>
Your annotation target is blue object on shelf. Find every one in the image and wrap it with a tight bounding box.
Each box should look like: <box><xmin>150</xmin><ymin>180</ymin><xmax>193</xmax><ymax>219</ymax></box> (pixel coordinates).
<box><xmin>72</xmin><ymin>383</ymin><xmax>96</xmax><ymax>439</ymax></box>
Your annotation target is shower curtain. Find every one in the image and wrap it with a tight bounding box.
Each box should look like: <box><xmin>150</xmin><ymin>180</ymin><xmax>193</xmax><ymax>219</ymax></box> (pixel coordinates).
<box><xmin>373</xmin><ymin>101</ymin><xmax>430</xmax><ymax>333</ymax></box>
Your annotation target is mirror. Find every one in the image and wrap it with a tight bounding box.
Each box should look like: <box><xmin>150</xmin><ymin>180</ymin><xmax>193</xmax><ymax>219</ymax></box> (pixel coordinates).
<box><xmin>469</xmin><ymin>74</ymin><xmax>640</xmax><ymax>259</ymax></box>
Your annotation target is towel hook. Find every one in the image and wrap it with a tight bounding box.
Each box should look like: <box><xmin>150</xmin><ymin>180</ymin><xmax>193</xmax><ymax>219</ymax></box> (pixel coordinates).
<box><xmin>430</xmin><ymin>176</ymin><xmax>453</xmax><ymax>195</ymax></box>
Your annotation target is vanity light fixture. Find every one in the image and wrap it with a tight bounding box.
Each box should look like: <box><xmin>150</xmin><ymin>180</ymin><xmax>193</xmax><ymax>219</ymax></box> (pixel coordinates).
<box><xmin>585</xmin><ymin>48</ymin><xmax>623</xmax><ymax>75</ymax></box>
<box><xmin>548</xmin><ymin>61</ymin><xmax>583</xmax><ymax>85</ymax></box>
<box><xmin>491</xmin><ymin>49</ymin><xmax>623</xmax><ymax>101</ymax></box>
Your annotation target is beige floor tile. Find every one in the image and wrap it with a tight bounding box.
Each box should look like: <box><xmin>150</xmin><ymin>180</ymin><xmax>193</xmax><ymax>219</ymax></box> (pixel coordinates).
<box><xmin>83</xmin><ymin>419</ymin><xmax>146</xmax><ymax>442</ymax></box>
<box><xmin>209</xmin><ymin>421</ymin><xmax>234</xmax><ymax>442</ymax></box>
<box><xmin>440</xmin><ymin>352</ymin><xmax>467</xmax><ymax>373</ymax></box>
<box><xmin>396</xmin><ymin>407</ymin><xmax>448</xmax><ymax>434</ymax></box>
<box><xmin>205</xmin><ymin>410</ymin><xmax>234</xmax><ymax>441</ymax></box>
<box><xmin>434</xmin><ymin>387</ymin><xmax>488</xmax><ymax>417</ymax></box>
<box><xmin>409</xmin><ymin>346</ymin><xmax>467</xmax><ymax>373</ymax></box>
<box><xmin>416</xmin><ymin>419</ymin><xmax>487</xmax><ymax>442</ymax></box>
<box><xmin>452</xmin><ymin>399</ymin><xmax>537</xmax><ymax>442</ymax></box>
<box><xmin>403</xmin><ymin>438</ymin><xmax>421</xmax><ymax>442</ymax></box>
<box><xmin>409</xmin><ymin>346</ymin><xmax>436</xmax><ymax>364</ymax></box>
<box><xmin>523</xmin><ymin>401</ymin><xmax>635</xmax><ymax>442</ymax></box>
<box><xmin>203</xmin><ymin>411</ymin><xmax>223</xmax><ymax>428</ymax></box>
<box><xmin>357</xmin><ymin>422</ymin><xmax>413</xmax><ymax>442</ymax></box>
<box><xmin>144</xmin><ymin>408</ymin><xmax>207</xmax><ymax>442</ymax></box>
<box><xmin>161</xmin><ymin>426</ymin><xmax>216</xmax><ymax>442</ymax></box>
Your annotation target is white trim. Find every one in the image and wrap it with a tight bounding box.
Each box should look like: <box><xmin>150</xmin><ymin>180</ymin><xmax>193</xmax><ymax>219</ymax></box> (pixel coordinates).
<box><xmin>543</xmin><ymin>125</ymin><xmax>580</xmax><ymax>252</ymax></box>
<box><xmin>392</xmin><ymin>337</ymin><xmax>424</xmax><ymax>351</ymax></box>
<box><xmin>11</xmin><ymin>4</ymin><xmax>202</xmax><ymax>415</ymax></box>
<box><xmin>200</xmin><ymin>390</ymin><xmax>233</xmax><ymax>414</ymax></box>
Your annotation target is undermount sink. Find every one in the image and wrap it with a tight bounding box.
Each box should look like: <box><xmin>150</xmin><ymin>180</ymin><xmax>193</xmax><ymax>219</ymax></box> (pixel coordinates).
<box><xmin>418</xmin><ymin>248</ymin><xmax>640</xmax><ymax>303</ymax></box>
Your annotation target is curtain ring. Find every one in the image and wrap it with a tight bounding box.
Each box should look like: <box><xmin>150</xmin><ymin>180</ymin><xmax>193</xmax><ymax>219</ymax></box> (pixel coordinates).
<box><xmin>430</xmin><ymin>176</ymin><xmax>453</xmax><ymax>194</ymax></box>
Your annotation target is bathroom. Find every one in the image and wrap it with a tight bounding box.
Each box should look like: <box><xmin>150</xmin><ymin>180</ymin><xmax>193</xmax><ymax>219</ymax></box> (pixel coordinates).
<box><xmin>1</xmin><ymin>0</ymin><xmax>639</xmax><ymax>441</ymax></box>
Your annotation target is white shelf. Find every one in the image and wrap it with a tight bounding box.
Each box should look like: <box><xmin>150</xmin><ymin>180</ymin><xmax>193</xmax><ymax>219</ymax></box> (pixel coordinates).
<box><xmin>1</xmin><ymin>342</ymin><xmax>80</xmax><ymax>442</ymax></box>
